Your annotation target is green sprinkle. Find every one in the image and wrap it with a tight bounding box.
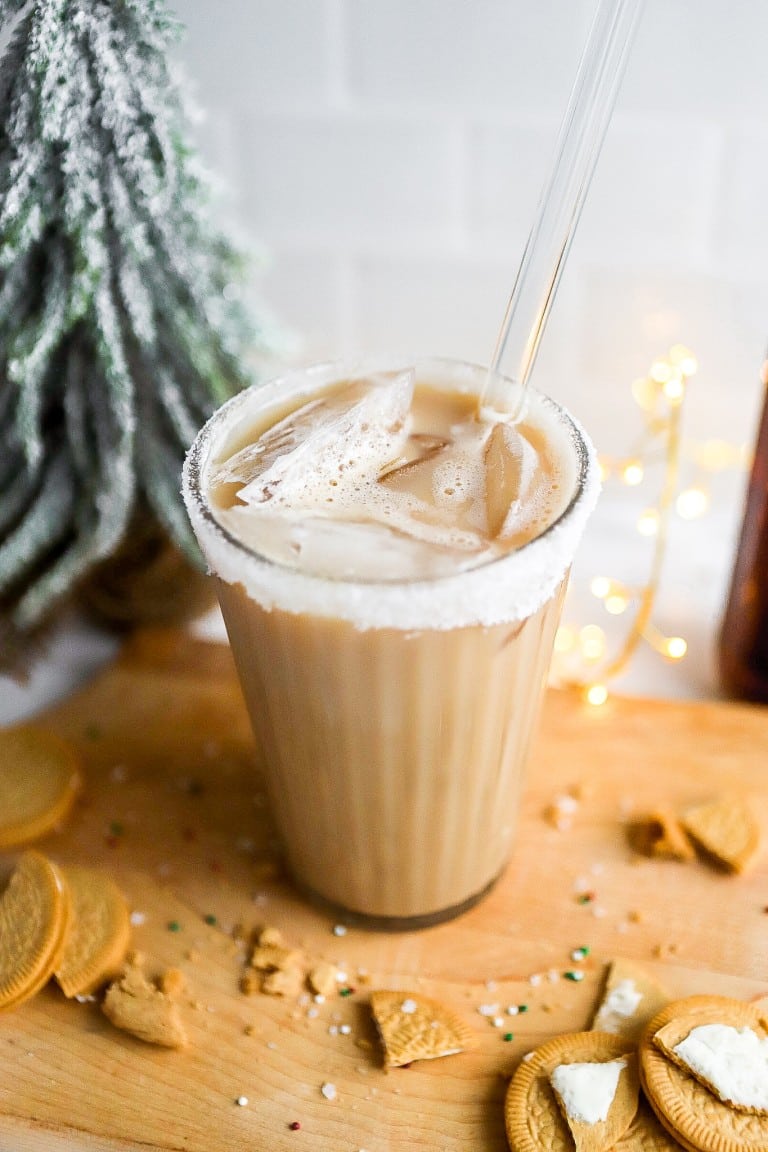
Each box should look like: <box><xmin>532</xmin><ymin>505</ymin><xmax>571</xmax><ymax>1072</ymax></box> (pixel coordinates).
<box><xmin>167</xmin><ymin>920</ymin><xmax>181</xmax><ymax>933</ymax></box>
<box><xmin>564</xmin><ymin>970</ymin><xmax>584</xmax><ymax>982</ymax></box>
<box><xmin>518</xmin><ymin>1004</ymin><xmax>529</xmax><ymax>1013</ymax></box>
<box><xmin>339</xmin><ymin>987</ymin><xmax>354</xmax><ymax>997</ymax></box>
<box><xmin>503</xmin><ymin>1032</ymin><xmax>514</xmax><ymax>1042</ymax></box>
<box><xmin>576</xmin><ymin>892</ymin><xmax>594</xmax><ymax>904</ymax></box>
<box><xmin>109</xmin><ymin>820</ymin><xmax>124</xmax><ymax>836</ymax></box>
<box><xmin>204</xmin><ymin>914</ymin><xmax>217</xmax><ymax>926</ymax></box>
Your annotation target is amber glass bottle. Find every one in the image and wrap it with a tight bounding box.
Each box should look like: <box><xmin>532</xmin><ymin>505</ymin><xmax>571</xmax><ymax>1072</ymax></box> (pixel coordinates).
<box><xmin>719</xmin><ymin>361</ymin><xmax>768</xmax><ymax>702</ymax></box>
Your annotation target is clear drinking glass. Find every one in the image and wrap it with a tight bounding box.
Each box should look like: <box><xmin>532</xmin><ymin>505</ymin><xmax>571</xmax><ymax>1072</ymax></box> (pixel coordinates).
<box><xmin>183</xmin><ymin>358</ymin><xmax>598</xmax><ymax>929</ymax></box>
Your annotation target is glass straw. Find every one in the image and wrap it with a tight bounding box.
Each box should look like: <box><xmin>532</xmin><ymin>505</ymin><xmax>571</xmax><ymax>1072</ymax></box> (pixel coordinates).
<box><xmin>480</xmin><ymin>0</ymin><xmax>645</xmax><ymax>421</ymax></box>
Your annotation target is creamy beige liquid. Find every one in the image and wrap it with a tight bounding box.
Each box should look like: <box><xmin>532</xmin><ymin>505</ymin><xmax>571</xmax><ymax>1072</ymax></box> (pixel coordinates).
<box><xmin>195</xmin><ymin>363</ymin><xmax>588</xmax><ymax>925</ymax></box>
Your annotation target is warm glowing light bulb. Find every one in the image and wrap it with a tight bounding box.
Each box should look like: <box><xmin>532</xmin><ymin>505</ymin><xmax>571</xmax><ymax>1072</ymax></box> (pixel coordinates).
<box><xmin>665</xmin><ymin>636</ymin><xmax>688</xmax><ymax>660</ymax></box>
<box><xmin>670</xmin><ymin>344</ymin><xmax>697</xmax><ymax>376</ymax></box>
<box><xmin>579</xmin><ymin>625</ymin><xmax>606</xmax><ymax>662</ymax></box>
<box><xmin>650</xmin><ymin>360</ymin><xmax>671</xmax><ymax>384</ymax></box>
<box><xmin>637</xmin><ymin>510</ymin><xmax>659</xmax><ymax>536</ymax></box>
<box><xmin>662</xmin><ymin>375</ymin><xmax>685</xmax><ymax>402</ymax></box>
<box><xmin>604</xmin><ymin>594</ymin><xmax>628</xmax><ymax>615</ymax></box>
<box><xmin>590</xmin><ymin>576</ymin><xmax>612</xmax><ymax>599</ymax></box>
<box><xmin>585</xmin><ymin>683</ymin><xmax>608</xmax><ymax>706</ymax></box>
<box><xmin>622</xmin><ymin>461</ymin><xmax>644</xmax><ymax>486</ymax></box>
<box><xmin>554</xmin><ymin>626</ymin><xmax>576</xmax><ymax>654</ymax></box>
<box><xmin>631</xmin><ymin>376</ymin><xmax>658</xmax><ymax>411</ymax></box>
<box><xmin>676</xmin><ymin>487</ymin><xmax>709</xmax><ymax>519</ymax></box>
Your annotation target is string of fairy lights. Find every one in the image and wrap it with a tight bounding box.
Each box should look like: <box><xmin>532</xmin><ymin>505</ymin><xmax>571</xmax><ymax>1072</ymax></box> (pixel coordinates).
<box><xmin>551</xmin><ymin>345</ymin><xmax>750</xmax><ymax>705</ymax></box>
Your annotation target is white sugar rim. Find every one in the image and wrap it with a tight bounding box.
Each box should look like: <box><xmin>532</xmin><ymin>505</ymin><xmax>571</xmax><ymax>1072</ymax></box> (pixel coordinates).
<box><xmin>182</xmin><ymin>357</ymin><xmax>600</xmax><ymax>630</ymax></box>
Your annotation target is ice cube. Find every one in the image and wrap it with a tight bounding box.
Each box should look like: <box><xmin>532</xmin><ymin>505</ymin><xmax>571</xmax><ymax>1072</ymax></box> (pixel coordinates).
<box><xmin>378</xmin><ymin>433</ymin><xmax>449</xmax><ymax>499</ymax></box>
<box><xmin>483</xmin><ymin>421</ymin><xmax>537</xmax><ymax>538</ymax></box>
<box><xmin>216</xmin><ymin>369</ymin><xmax>415</xmax><ymax>505</ymax></box>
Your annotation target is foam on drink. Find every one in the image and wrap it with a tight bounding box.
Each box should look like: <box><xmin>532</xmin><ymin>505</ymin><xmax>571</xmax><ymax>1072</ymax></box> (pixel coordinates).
<box><xmin>185</xmin><ymin>359</ymin><xmax>598</xmax><ymax>631</ymax></box>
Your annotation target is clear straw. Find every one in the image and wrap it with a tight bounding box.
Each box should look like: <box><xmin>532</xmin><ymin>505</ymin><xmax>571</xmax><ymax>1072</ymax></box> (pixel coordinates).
<box><xmin>480</xmin><ymin>0</ymin><xmax>645</xmax><ymax>421</ymax></box>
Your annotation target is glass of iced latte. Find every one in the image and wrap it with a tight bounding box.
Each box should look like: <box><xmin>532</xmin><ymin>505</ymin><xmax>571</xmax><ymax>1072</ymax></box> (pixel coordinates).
<box><xmin>183</xmin><ymin>358</ymin><xmax>598</xmax><ymax>928</ymax></box>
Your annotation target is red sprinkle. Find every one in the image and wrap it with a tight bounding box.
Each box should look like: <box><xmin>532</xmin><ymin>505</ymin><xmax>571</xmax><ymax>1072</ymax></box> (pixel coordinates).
<box><xmin>289</xmin><ymin>1120</ymin><xmax>301</xmax><ymax>1131</ymax></box>
<box><xmin>104</xmin><ymin>835</ymin><xmax>120</xmax><ymax>849</ymax></box>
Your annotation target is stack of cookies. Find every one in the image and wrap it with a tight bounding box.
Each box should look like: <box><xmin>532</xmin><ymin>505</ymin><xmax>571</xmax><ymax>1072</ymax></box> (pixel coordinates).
<box><xmin>505</xmin><ymin>962</ymin><xmax>768</xmax><ymax>1152</ymax></box>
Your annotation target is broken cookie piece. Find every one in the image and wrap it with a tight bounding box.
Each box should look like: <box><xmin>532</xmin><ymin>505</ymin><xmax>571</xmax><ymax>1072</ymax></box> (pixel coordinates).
<box><xmin>370</xmin><ymin>990</ymin><xmax>477</xmax><ymax>1068</ymax></box>
<box><xmin>102</xmin><ymin>962</ymin><xmax>188</xmax><ymax>1048</ymax></box>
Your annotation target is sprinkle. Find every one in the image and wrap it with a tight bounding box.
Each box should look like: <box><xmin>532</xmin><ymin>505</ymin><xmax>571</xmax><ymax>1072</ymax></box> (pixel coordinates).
<box><xmin>340</xmin><ymin>1024</ymin><xmax>352</xmax><ymax>1035</ymax></box>
<box><xmin>529</xmin><ymin>973</ymin><xmax>542</xmax><ymax>987</ymax></box>
<box><xmin>339</xmin><ymin>986</ymin><xmax>355</xmax><ymax>997</ymax></box>
<box><xmin>204</xmin><ymin>914</ymin><xmax>217</xmax><ymax>926</ymax></box>
<box><xmin>564</xmin><ymin>970</ymin><xmax>585</xmax><ymax>982</ymax></box>
<box><xmin>167</xmin><ymin>920</ymin><xmax>181</xmax><ymax>933</ymax></box>
<box><xmin>328</xmin><ymin>1024</ymin><xmax>339</xmax><ymax>1036</ymax></box>
<box><xmin>493</xmin><ymin>1016</ymin><xmax>505</xmax><ymax>1028</ymax></box>
<box><xmin>400</xmin><ymin>999</ymin><xmax>418</xmax><ymax>1014</ymax></box>
<box><xmin>321</xmin><ymin>1082</ymin><xmax>337</xmax><ymax>1100</ymax></box>
<box><xmin>313</xmin><ymin>994</ymin><xmax>326</xmax><ymax>1005</ymax></box>
<box><xmin>503</xmin><ymin>1032</ymin><xmax>515</xmax><ymax>1042</ymax></box>
<box><xmin>507</xmin><ymin>1005</ymin><xmax>519</xmax><ymax>1016</ymax></box>
<box><xmin>591</xmin><ymin>905</ymin><xmax>608</xmax><ymax>919</ymax></box>
<box><xmin>289</xmin><ymin>1120</ymin><xmax>301</xmax><ymax>1130</ymax></box>
<box><xmin>333</xmin><ymin>924</ymin><xmax>347</xmax><ymax>937</ymax></box>
<box><xmin>518</xmin><ymin>1003</ymin><xmax>529</xmax><ymax>1013</ymax></box>
<box><xmin>547</xmin><ymin>969</ymin><xmax>560</xmax><ymax>983</ymax></box>
<box><xmin>478</xmin><ymin>1003</ymin><xmax>500</xmax><ymax>1017</ymax></box>
<box><xmin>306</xmin><ymin>1007</ymin><xmax>319</xmax><ymax>1019</ymax></box>
<box><xmin>129</xmin><ymin>911</ymin><xmax>146</xmax><ymax>927</ymax></box>
<box><xmin>576</xmin><ymin>892</ymin><xmax>595</xmax><ymax>905</ymax></box>
<box><xmin>236</xmin><ymin>1096</ymin><xmax>248</xmax><ymax>1107</ymax></box>
<box><xmin>109</xmin><ymin>820</ymin><xmax>124</xmax><ymax>836</ymax></box>
<box><xmin>571</xmin><ymin>946</ymin><xmax>590</xmax><ymax>961</ymax></box>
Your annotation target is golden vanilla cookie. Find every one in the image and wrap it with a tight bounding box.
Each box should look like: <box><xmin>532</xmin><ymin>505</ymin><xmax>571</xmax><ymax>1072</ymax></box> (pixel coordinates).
<box><xmin>505</xmin><ymin>1032</ymin><xmax>638</xmax><ymax>1152</ymax></box>
<box><xmin>0</xmin><ymin>851</ymin><xmax>71</xmax><ymax>1010</ymax></box>
<box><xmin>614</xmin><ymin>1098</ymin><xmax>689</xmax><ymax>1151</ymax></box>
<box><xmin>54</xmin><ymin>866</ymin><xmax>131</xmax><ymax>998</ymax></box>
<box><xmin>680</xmin><ymin>796</ymin><xmax>761</xmax><ymax>874</ymax></box>
<box><xmin>102</xmin><ymin>962</ymin><xmax>188</xmax><ymax>1048</ymax></box>
<box><xmin>591</xmin><ymin>958</ymin><xmax>671</xmax><ymax>1044</ymax></box>
<box><xmin>640</xmin><ymin>995</ymin><xmax>768</xmax><ymax>1152</ymax></box>
<box><xmin>0</xmin><ymin>727</ymin><xmax>82</xmax><ymax>847</ymax></box>
<box><xmin>627</xmin><ymin>809</ymin><xmax>695</xmax><ymax>862</ymax></box>
<box><xmin>370</xmin><ymin>990</ymin><xmax>478</xmax><ymax>1068</ymax></box>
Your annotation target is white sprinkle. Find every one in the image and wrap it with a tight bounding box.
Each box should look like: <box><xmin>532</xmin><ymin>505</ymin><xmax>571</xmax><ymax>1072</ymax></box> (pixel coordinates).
<box><xmin>529</xmin><ymin>973</ymin><xmax>542</xmax><ymax>987</ymax></box>
<box><xmin>522</xmin><ymin>1051</ymin><xmax>534</xmax><ymax>1062</ymax></box>
<box><xmin>336</xmin><ymin>971</ymin><xmax>348</xmax><ymax>983</ymax></box>
<box><xmin>328</xmin><ymin>1024</ymin><xmax>339</xmax><ymax>1036</ymax></box>
<box><xmin>321</xmin><ymin>1082</ymin><xmax>337</xmax><ymax>1100</ymax></box>
<box><xmin>333</xmin><ymin>924</ymin><xmax>347</xmax><ymax>937</ymax></box>
<box><xmin>267</xmin><ymin>1041</ymin><xmax>277</xmax><ymax>1050</ymax></box>
<box><xmin>591</xmin><ymin>905</ymin><xmax>608</xmax><ymax>919</ymax></box>
<box><xmin>547</xmin><ymin>969</ymin><xmax>560</xmax><ymax>983</ymax></box>
<box><xmin>340</xmin><ymin>1024</ymin><xmax>352</xmax><ymax>1035</ymax></box>
<box><xmin>314</xmin><ymin>994</ymin><xmax>326</xmax><ymax>1004</ymax></box>
<box><xmin>129</xmin><ymin>911</ymin><xmax>146</xmax><ymax>926</ymax></box>
<box><xmin>507</xmin><ymin>1005</ymin><xmax>520</xmax><ymax>1016</ymax></box>
<box><xmin>75</xmin><ymin>993</ymin><xmax>97</xmax><ymax>1003</ymax></box>
<box><xmin>236</xmin><ymin>1096</ymin><xmax>248</xmax><ymax>1107</ymax></box>
<box><xmin>485</xmin><ymin>979</ymin><xmax>498</xmax><ymax>992</ymax></box>
<box><xmin>493</xmin><ymin>1016</ymin><xmax>505</xmax><ymax>1028</ymax></box>
<box><xmin>568</xmin><ymin>970</ymin><xmax>585</xmax><ymax>982</ymax></box>
<box><xmin>306</xmin><ymin>1007</ymin><xmax>319</xmax><ymax>1019</ymax></box>
<box><xmin>571</xmin><ymin>948</ymin><xmax>588</xmax><ymax>962</ymax></box>
<box><xmin>554</xmin><ymin>794</ymin><xmax>579</xmax><ymax>814</ymax></box>
<box><xmin>400</xmin><ymin>999</ymin><xmax>418</xmax><ymax>1014</ymax></box>
<box><xmin>478</xmin><ymin>1003</ymin><xmax>500</xmax><ymax>1017</ymax></box>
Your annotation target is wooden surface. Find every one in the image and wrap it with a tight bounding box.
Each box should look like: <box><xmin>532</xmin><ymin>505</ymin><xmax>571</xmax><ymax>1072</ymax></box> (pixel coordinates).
<box><xmin>2</xmin><ymin>628</ymin><xmax>768</xmax><ymax>1151</ymax></box>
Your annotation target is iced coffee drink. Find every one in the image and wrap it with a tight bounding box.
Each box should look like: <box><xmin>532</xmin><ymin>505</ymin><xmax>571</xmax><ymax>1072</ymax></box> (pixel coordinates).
<box><xmin>183</xmin><ymin>359</ymin><xmax>598</xmax><ymax>927</ymax></box>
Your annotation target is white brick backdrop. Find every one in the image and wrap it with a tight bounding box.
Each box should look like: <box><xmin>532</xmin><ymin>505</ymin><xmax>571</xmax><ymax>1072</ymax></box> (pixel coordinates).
<box><xmin>166</xmin><ymin>0</ymin><xmax>768</xmax><ymax>698</ymax></box>
<box><xmin>173</xmin><ymin>0</ymin><xmax>768</xmax><ymax>446</ymax></box>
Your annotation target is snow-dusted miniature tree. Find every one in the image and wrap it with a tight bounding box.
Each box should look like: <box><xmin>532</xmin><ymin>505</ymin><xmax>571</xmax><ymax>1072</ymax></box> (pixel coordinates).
<box><xmin>0</xmin><ymin>0</ymin><xmax>263</xmax><ymax>645</ymax></box>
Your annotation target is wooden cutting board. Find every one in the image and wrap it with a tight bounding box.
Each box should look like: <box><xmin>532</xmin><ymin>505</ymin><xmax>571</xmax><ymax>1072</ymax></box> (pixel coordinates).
<box><xmin>2</xmin><ymin>627</ymin><xmax>768</xmax><ymax>1152</ymax></box>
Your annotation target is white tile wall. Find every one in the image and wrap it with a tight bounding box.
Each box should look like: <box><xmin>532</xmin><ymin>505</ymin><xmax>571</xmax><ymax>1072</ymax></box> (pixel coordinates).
<box><xmin>171</xmin><ymin>0</ymin><xmax>768</xmax><ymax>696</ymax></box>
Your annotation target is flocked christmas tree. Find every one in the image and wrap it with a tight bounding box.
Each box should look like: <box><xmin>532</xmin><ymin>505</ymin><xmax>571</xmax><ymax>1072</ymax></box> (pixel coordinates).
<box><xmin>0</xmin><ymin>0</ymin><xmax>268</xmax><ymax>654</ymax></box>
